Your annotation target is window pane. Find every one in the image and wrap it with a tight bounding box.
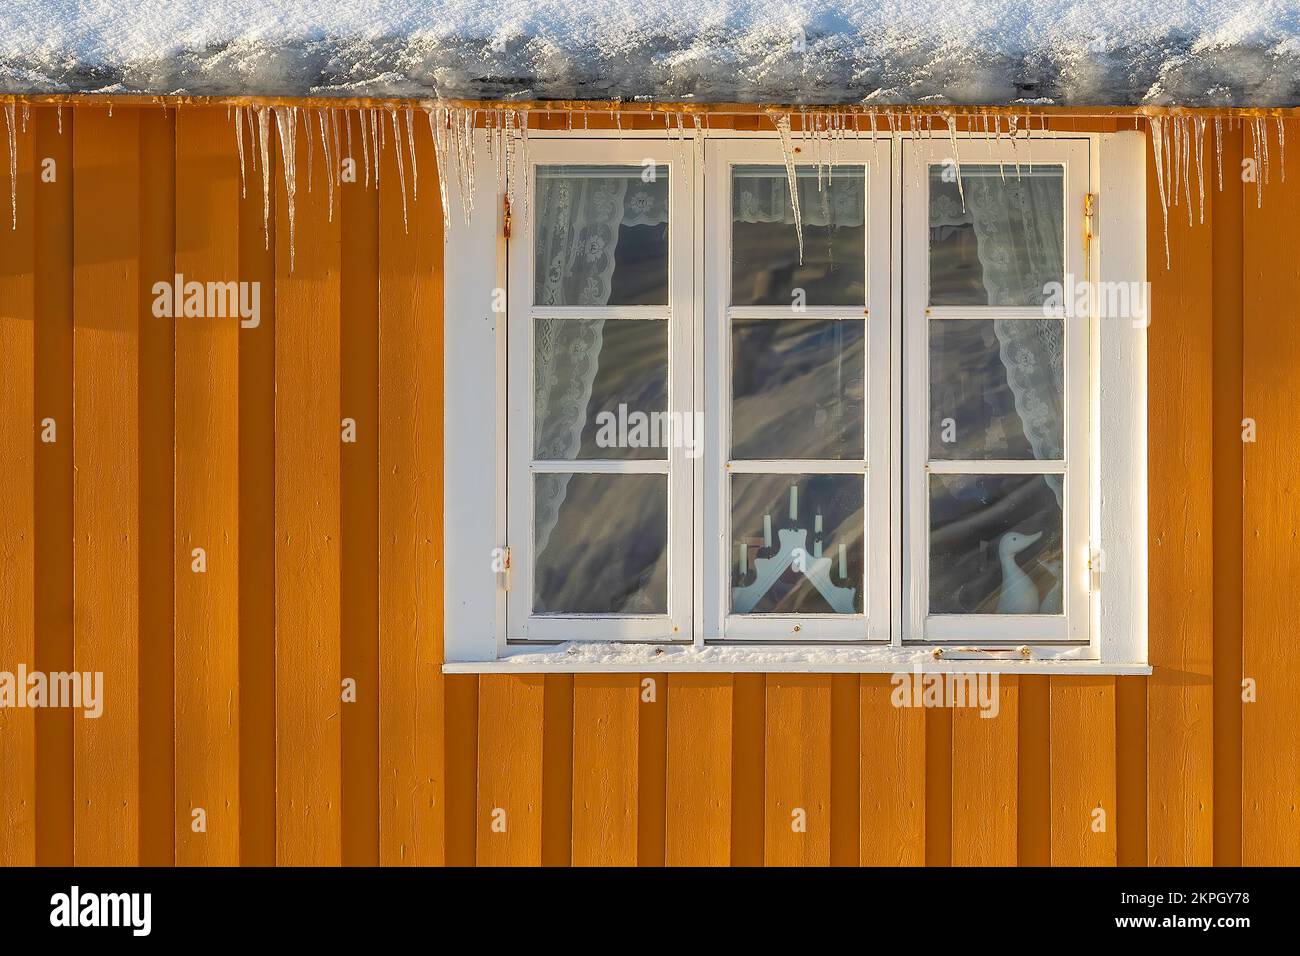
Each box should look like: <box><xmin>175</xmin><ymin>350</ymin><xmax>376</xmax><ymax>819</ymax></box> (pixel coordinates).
<box><xmin>731</xmin><ymin>473</ymin><xmax>863</xmax><ymax>614</ymax></box>
<box><xmin>533</xmin><ymin>474</ymin><xmax>668</xmax><ymax>614</ymax></box>
<box><xmin>534</xmin><ymin>318</ymin><xmax>668</xmax><ymax>460</ymax></box>
<box><xmin>732</xmin><ymin>318</ymin><xmax>864</xmax><ymax>460</ymax></box>
<box><xmin>929</xmin><ymin>319</ymin><xmax>1063</xmax><ymax>460</ymax></box>
<box><xmin>929</xmin><ymin>164</ymin><xmax>1063</xmax><ymax>307</ymax></box>
<box><xmin>731</xmin><ymin>165</ymin><xmax>865</xmax><ymax>306</ymax></box>
<box><xmin>535</xmin><ymin>165</ymin><xmax>669</xmax><ymax>306</ymax></box>
<box><xmin>929</xmin><ymin>473</ymin><xmax>1063</xmax><ymax>615</ymax></box>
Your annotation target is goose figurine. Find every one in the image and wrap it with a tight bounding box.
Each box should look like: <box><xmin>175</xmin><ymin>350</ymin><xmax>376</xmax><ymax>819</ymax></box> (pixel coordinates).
<box><xmin>994</xmin><ymin>530</ymin><xmax>1043</xmax><ymax>613</ymax></box>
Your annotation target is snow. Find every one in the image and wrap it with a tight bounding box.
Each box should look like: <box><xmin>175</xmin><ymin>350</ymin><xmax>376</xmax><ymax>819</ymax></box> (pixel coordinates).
<box><xmin>1</xmin><ymin>1</ymin><xmax>1299</xmax><ymax>106</ymax></box>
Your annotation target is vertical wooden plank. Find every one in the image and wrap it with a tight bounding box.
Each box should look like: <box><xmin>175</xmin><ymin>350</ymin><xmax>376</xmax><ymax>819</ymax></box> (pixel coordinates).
<box><xmin>72</xmin><ymin>107</ymin><xmax>140</xmax><ymax>865</ymax></box>
<box><xmin>340</xmin><ymin>109</ymin><xmax>380</xmax><ymax>867</ymax></box>
<box><xmin>238</xmin><ymin>105</ymin><xmax>277</xmax><ymax>867</ymax></box>
<box><xmin>0</xmin><ymin>105</ymin><xmax>36</xmax><ymax>866</ymax></box>
<box><xmin>444</xmin><ymin>675</ymin><xmax>478</xmax><ymax>866</ymax></box>
<box><xmin>477</xmin><ymin>675</ymin><xmax>544</xmax><ymax>866</ymax></box>
<box><xmin>829</xmin><ymin>674</ymin><xmax>860</xmax><ymax>865</ymax></box>
<box><xmin>730</xmin><ymin>673</ymin><xmax>764</xmax><ymax>865</ymax></box>
<box><xmin>764</xmin><ymin>675</ymin><xmax>831</xmax><ymax>866</ymax></box>
<box><xmin>173</xmin><ymin>105</ymin><xmax>239</xmax><ymax>866</ymax></box>
<box><xmin>860</xmin><ymin>675</ymin><xmax>925</xmax><ymax>866</ymax></box>
<box><xmin>637</xmin><ymin>672</ymin><xmax>667</xmax><ymax>866</ymax></box>
<box><xmin>275</xmin><ymin>106</ymin><xmax>342</xmax><ymax>865</ymax></box>
<box><xmin>571</xmin><ymin>675</ymin><xmax>640</xmax><ymax>866</ymax></box>
<box><xmin>378</xmin><ymin>106</ymin><xmax>444</xmax><ymax>866</ymax></box>
<box><xmin>1116</xmin><ymin>675</ymin><xmax>1149</xmax><ymax>866</ymax></box>
<box><xmin>1050</xmin><ymin>676</ymin><xmax>1117</xmax><ymax>865</ymax></box>
<box><xmin>138</xmin><ymin>106</ymin><xmax>177</xmax><ymax>867</ymax></box>
<box><xmin>34</xmin><ymin>104</ymin><xmax>75</xmax><ymax>866</ymax></box>
<box><xmin>666</xmin><ymin>675</ymin><xmax>731</xmax><ymax>866</ymax></box>
<box><xmin>1242</xmin><ymin>117</ymin><xmax>1300</xmax><ymax>864</ymax></box>
<box><xmin>1017</xmin><ymin>674</ymin><xmax>1051</xmax><ymax>866</ymax></box>
<box><xmin>1146</xmin><ymin>127</ymin><xmax>1215</xmax><ymax>866</ymax></box>
<box><xmin>924</xmin><ymin>704</ymin><xmax>952</xmax><ymax>865</ymax></box>
<box><xmin>952</xmin><ymin>677</ymin><xmax>1018</xmax><ymax>866</ymax></box>
<box><xmin>541</xmin><ymin>675</ymin><xmax>573</xmax><ymax>866</ymax></box>
<box><xmin>1211</xmin><ymin>124</ymin><xmax>1244</xmax><ymax>867</ymax></box>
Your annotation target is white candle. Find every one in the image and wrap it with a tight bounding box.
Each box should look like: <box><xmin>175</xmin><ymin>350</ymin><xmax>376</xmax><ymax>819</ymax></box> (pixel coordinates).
<box><xmin>814</xmin><ymin>512</ymin><xmax>823</xmax><ymax>533</ymax></box>
<box><xmin>814</xmin><ymin>539</ymin><xmax>822</xmax><ymax>558</ymax></box>
<box><xmin>789</xmin><ymin>485</ymin><xmax>798</xmax><ymax>520</ymax></box>
<box><xmin>763</xmin><ymin>514</ymin><xmax>772</xmax><ymax>548</ymax></box>
<box><xmin>739</xmin><ymin>540</ymin><xmax>747</xmax><ymax>575</ymax></box>
<box><xmin>838</xmin><ymin>543</ymin><xmax>847</xmax><ymax>578</ymax></box>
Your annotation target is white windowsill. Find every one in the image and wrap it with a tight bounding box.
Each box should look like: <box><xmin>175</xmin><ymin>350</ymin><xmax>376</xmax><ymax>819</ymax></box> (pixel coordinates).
<box><xmin>442</xmin><ymin>643</ymin><xmax>1151</xmax><ymax>675</ymax></box>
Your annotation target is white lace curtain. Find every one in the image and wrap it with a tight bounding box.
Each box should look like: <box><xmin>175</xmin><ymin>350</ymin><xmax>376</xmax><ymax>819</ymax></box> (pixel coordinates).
<box><xmin>732</xmin><ymin>166</ymin><xmax>865</xmax><ymax>227</ymax></box>
<box><xmin>932</xmin><ymin>168</ymin><xmax>1065</xmax><ymax>503</ymax></box>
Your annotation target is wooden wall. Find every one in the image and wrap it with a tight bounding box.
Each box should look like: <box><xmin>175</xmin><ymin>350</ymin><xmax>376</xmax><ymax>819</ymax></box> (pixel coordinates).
<box><xmin>0</xmin><ymin>105</ymin><xmax>1295</xmax><ymax>866</ymax></box>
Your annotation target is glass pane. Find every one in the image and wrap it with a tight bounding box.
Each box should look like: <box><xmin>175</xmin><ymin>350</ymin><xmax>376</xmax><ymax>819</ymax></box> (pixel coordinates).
<box><xmin>534</xmin><ymin>318</ymin><xmax>668</xmax><ymax>460</ymax></box>
<box><xmin>929</xmin><ymin>319</ymin><xmax>1063</xmax><ymax>460</ymax></box>
<box><xmin>732</xmin><ymin>165</ymin><xmax>865</xmax><ymax>306</ymax></box>
<box><xmin>533</xmin><ymin>474</ymin><xmax>668</xmax><ymax>614</ymax></box>
<box><xmin>731</xmin><ymin>473</ymin><xmax>863</xmax><ymax>614</ymax></box>
<box><xmin>929</xmin><ymin>164</ymin><xmax>1063</xmax><ymax>307</ymax></box>
<box><xmin>732</xmin><ymin>318</ymin><xmax>864</xmax><ymax>460</ymax></box>
<box><xmin>535</xmin><ymin>165</ymin><xmax>669</xmax><ymax>306</ymax></box>
<box><xmin>929</xmin><ymin>473</ymin><xmax>1063</xmax><ymax>615</ymax></box>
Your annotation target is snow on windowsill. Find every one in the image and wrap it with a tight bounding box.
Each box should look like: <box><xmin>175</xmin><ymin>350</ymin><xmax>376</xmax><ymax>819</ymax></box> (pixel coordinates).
<box><xmin>443</xmin><ymin>642</ymin><xmax>1152</xmax><ymax>674</ymax></box>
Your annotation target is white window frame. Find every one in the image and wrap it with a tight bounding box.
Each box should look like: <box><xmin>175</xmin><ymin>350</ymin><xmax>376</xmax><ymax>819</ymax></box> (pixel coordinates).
<box><xmin>443</xmin><ymin>124</ymin><xmax>1149</xmax><ymax>674</ymax></box>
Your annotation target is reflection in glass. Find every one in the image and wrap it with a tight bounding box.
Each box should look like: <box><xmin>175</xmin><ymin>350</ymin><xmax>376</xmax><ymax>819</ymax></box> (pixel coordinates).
<box><xmin>534</xmin><ymin>319</ymin><xmax>668</xmax><ymax>460</ymax></box>
<box><xmin>732</xmin><ymin>165</ymin><xmax>865</xmax><ymax>306</ymax></box>
<box><xmin>535</xmin><ymin>165</ymin><xmax>669</xmax><ymax>306</ymax></box>
<box><xmin>929</xmin><ymin>474</ymin><xmax>1063</xmax><ymax>615</ymax></box>
<box><xmin>732</xmin><ymin>319</ymin><xmax>864</xmax><ymax>460</ymax></box>
<box><xmin>929</xmin><ymin>319</ymin><xmax>1063</xmax><ymax>460</ymax></box>
<box><xmin>534</xmin><ymin>474</ymin><xmax>668</xmax><ymax>614</ymax></box>
<box><xmin>929</xmin><ymin>164</ymin><xmax>1064</xmax><ymax>307</ymax></box>
<box><xmin>731</xmin><ymin>473</ymin><xmax>863</xmax><ymax>614</ymax></box>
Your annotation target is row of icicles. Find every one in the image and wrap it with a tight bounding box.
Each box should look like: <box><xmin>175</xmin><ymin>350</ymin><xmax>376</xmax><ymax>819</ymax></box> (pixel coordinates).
<box><xmin>0</xmin><ymin>101</ymin><xmax>1291</xmax><ymax>269</ymax></box>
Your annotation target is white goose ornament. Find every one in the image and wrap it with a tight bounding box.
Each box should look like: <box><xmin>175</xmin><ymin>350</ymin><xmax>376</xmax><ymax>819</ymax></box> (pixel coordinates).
<box><xmin>994</xmin><ymin>530</ymin><xmax>1043</xmax><ymax>614</ymax></box>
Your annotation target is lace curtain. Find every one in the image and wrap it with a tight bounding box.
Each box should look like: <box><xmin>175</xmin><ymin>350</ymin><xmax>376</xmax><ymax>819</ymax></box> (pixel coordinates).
<box><xmin>932</xmin><ymin>170</ymin><xmax>1065</xmax><ymax>504</ymax></box>
<box><xmin>533</xmin><ymin>169</ymin><xmax>667</xmax><ymax>556</ymax></box>
<box><xmin>733</xmin><ymin>166</ymin><xmax>865</xmax><ymax>227</ymax></box>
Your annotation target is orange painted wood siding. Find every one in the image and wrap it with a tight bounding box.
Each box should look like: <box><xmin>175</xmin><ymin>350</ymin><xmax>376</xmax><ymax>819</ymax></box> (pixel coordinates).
<box><xmin>0</xmin><ymin>105</ymin><xmax>1296</xmax><ymax>866</ymax></box>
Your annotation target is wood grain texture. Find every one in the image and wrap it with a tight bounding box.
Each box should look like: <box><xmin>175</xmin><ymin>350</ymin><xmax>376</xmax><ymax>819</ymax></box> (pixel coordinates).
<box><xmin>541</xmin><ymin>675</ymin><xmax>573</xmax><ymax>866</ymax></box>
<box><xmin>1116</xmin><ymin>676</ymin><xmax>1149</xmax><ymax>866</ymax></box>
<box><xmin>72</xmin><ymin>108</ymin><xmax>141</xmax><ymax>865</ymax></box>
<box><xmin>924</xmin><ymin>703</ymin><xmax>952</xmax><ymax>865</ymax></box>
<box><xmin>33</xmin><ymin>105</ymin><xmax>75</xmax><ymax>866</ymax></box>
<box><xmin>764</xmin><ymin>675</ymin><xmax>831</xmax><ymax>866</ymax></box>
<box><xmin>1242</xmin><ymin>119</ymin><xmax>1300</xmax><ymax>864</ymax></box>
<box><xmin>1016</xmin><ymin>675</ymin><xmax>1051</xmax><ymax>866</ymax></box>
<box><xmin>666</xmin><ymin>675</ymin><xmax>732</xmax><ymax>866</ymax></box>
<box><xmin>477</xmin><ymin>675</ymin><xmax>544</xmax><ymax>866</ymax></box>
<box><xmin>1050</xmin><ymin>677</ymin><xmax>1117</xmax><ymax>866</ymax></box>
<box><xmin>730</xmin><ymin>674</ymin><xmax>764</xmax><ymax>865</ymax></box>
<box><xmin>952</xmin><ymin>677</ymin><xmax>1018</xmax><ymax>866</ymax></box>
<box><xmin>0</xmin><ymin>105</ymin><xmax>36</xmax><ymax>866</ymax></box>
<box><xmin>636</xmin><ymin>673</ymin><xmax>667</xmax><ymax>866</ymax></box>
<box><xmin>829</xmin><ymin>674</ymin><xmax>860</xmax><ymax>866</ymax></box>
<box><xmin>274</xmin><ymin>106</ymin><xmax>342</xmax><ymax>866</ymax></box>
<box><xmin>378</xmin><ymin>107</ymin><xmax>444</xmax><ymax>865</ymax></box>
<box><xmin>859</xmin><ymin>675</ymin><xmax>925</xmax><ymax>866</ymax></box>
<box><xmin>444</xmin><ymin>675</ymin><xmax>478</xmax><ymax>866</ymax></box>
<box><xmin>572</xmin><ymin>675</ymin><xmax>639</xmax><ymax>865</ymax></box>
<box><xmin>1146</xmin><ymin>131</ymin><xmax>1216</xmax><ymax>866</ymax></box>
<box><xmin>174</xmin><ymin>106</ymin><xmax>240</xmax><ymax>866</ymax></box>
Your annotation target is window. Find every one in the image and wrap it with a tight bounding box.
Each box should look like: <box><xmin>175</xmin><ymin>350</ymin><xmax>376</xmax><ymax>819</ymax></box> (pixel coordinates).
<box><xmin>444</xmin><ymin>124</ymin><xmax>1148</xmax><ymax>670</ymax></box>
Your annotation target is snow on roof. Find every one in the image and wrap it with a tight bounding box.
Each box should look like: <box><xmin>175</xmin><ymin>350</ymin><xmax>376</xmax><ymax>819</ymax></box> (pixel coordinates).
<box><xmin>2</xmin><ymin>1</ymin><xmax>1298</xmax><ymax>107</ymax></box>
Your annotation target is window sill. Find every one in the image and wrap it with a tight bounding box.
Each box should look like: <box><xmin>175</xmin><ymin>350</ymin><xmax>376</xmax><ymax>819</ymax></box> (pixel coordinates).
<box><xmin>442</xmin><ymin>643</ymin><xmax>1151</xmax><ymax>675</ymax></box>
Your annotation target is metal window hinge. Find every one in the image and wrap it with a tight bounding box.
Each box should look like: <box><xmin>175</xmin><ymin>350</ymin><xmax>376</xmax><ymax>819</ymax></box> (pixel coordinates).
<box><xmin>1083</xmin><ymin>193</ymin><xmax>1097</xmax><ymax>280</ymax></box>
<box><xmin>500</xmin><ymin>545</ymin><xmax>512</xmax><ymax>592</ymax></box>
<box><xmin>1087</xmin><ymin>546</ymin><xmax>1105</xmax><ymax>592</ymax></box>
<box><xmin>503</xmin><ymin>194</ymin><xmax>512</xmax><ymax>239</ymax></box>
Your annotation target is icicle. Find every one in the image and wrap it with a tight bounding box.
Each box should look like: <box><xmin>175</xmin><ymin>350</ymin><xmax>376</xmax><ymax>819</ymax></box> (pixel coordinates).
<box><xmin>371</xmin><ymin>109</ymin><xmax>382</xmax><ymax>186</ymax></box>
<box><xmin>305</xmin><ymin>108</ymin><xmax>314</xmax><ymax>193</ymax></box>
<box><xmin>318</xmin><ymin>109</ymin><xmax>333</xmax><ymax>222</ymax></box>
<box><xmin>1251</xmin><ymin>117</ymin><xmax>1263</xmax><ymax>208</ymax></box>
<box><xmin>345</xmin><ymin>108</ymin><xmax>353</xmax><ymax>177</ymax></box>
<box><xmin>4</xmin><ymin>103</ymin><xmax>16</xmax><ymax>230</ymax></box>
<box><xmin>405</xmin><ymin>107</ymin><xmax>418</xmax><ymax>201</ymax></box>
<box><xmin>693</xmin><ymin>114</ymin><xmax>704</xmax><ymax>180</ymax></box>
<box><xmin>21</xmin><ymin>104</ymin><xmax>29</xmax><ymax>134</ymax></box>
<box><xmin>359</xmin><ymin>108</ymin><xmax>371</xmax><ymax>188</ymax></box>
<box><xmin>257</xmin><ymin>106</ymin><xmax>272</xmax><ymax>250</ymax></box>
<box><xmin>331</xmin><ymin>109</ymin><xmax>342</xmax><ymax>198</ymax></box>
<box><xmin>275</xmin><ymin>106</ymin><xmax>299</xmax><ymax>270</ymax></box>
<box><xmin>1194</xmin><ymin>116</ymin><xmax>1206</xmax><ymax>225</ymax></box>
<box><xmin>1278</xmin><ymin>116</ymin><xmax>1287</xmax><ymax>184</ymax></box>
<box><xmin>773</xmin><ymin>114</ymin><xmax>804</xmax><ymax>263</ymax></box>
<box><xmin>389</xmin><ymin>109</ymin><xmax>409</xmax><ymax>234</ymax></box>
<box><xmin>944</xmin><ymin>111</ymin><xmax>965</xmax><ymax>209</ymax></box>
<box><xmin>518</xmin><ymin>110</ymin><xmax>532</xmax><ymax>228</ymax></box>
<box><xmin>1149</xmin><ymin>117</ymin><xmax>1171</xmax><ymax>268</ymax></box>
<box><xmin>1181</xmin><ymin>118</ymin><xmax>1193</xmax><ymax>227</ymax></box>
<box><xmin>426</xmin><ymin>106</ymin><xmax>452</xmax><ymax>236</ymax></box>
<box><xmin>1214</xmin><ymin>116</ymin><xmax>1224</xmax><ymax>192</ymax></box>
<box><xmin>1259</xmin><ymin>116</ymin><xmax>1271</xmax><ymax>187</ymax></box>
<box><xmin>57</xmin><ymin>104</ymin><xmax>63</xmax><ymax>135</ymax></box>
<box><xmin>235</xmin><ymin>107</ymin><xmax>248</xmax><ymax>199</ymax></box>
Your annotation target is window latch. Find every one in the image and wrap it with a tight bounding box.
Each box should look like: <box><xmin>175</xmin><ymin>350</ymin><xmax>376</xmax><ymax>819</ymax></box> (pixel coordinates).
<box><xmin>499</xmin><ymin>545</ymin><xmax>512</xmax><ymax>592</ymax></box>
<box><xmin>503</xmin><ymin>194</ymin><xmax>512</xmax><ymax>239</ymax></box>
